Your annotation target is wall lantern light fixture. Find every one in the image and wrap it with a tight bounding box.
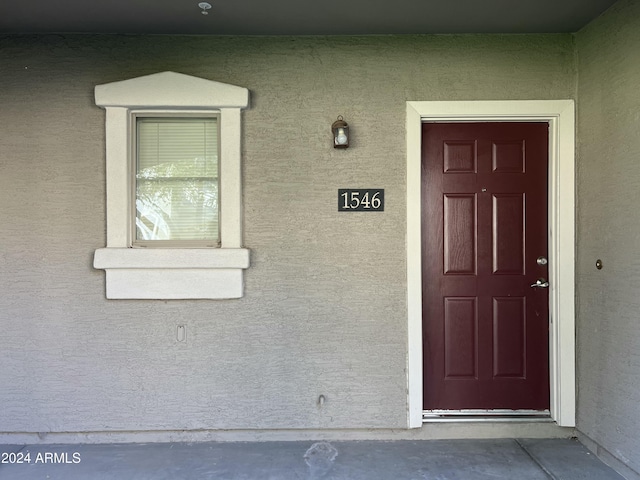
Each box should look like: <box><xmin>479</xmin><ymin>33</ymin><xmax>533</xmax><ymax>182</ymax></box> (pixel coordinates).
<box><xmin>331</xmin><ymin>115</ymin><xmax>349</xmax><ymax>148</ymax></box>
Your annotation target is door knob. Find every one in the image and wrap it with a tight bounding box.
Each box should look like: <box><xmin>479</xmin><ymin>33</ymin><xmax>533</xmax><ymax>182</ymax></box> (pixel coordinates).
<box><xmin>530</xmin><ymin>278</ymin><xmax>549</xmax><ymax>288</ymax></box>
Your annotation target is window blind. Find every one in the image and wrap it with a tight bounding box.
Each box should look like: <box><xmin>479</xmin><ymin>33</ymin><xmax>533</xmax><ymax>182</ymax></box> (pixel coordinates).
<box><xmin>135</xmin><ymin>118</ymin><xmax>219</xmax><ymax>243</ymax></box>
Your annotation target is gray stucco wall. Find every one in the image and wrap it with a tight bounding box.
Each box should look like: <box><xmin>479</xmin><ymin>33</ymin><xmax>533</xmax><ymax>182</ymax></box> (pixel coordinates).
<box><xmin>576</xmin><ymin>0</ymin><xmax>640</xmax><ymax>474</ymax></box>
<box><xmin>0</xmin><ymin>34</ymin><xmax>575</xmax><ymax>435</ymax></box>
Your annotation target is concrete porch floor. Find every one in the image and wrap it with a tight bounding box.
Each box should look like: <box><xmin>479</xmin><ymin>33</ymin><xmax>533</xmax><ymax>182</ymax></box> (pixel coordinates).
<box><xmin>0</xmin><ymin>438</ymin><xmax>625</xmax><ymax>479</ymax></box>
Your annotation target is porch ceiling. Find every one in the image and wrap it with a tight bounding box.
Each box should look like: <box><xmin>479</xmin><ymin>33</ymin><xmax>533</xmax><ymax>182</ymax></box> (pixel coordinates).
<box><xmin>0</xmin><ymin>0</ymin><xmax>618</xmax><ymax>36</ymax></box>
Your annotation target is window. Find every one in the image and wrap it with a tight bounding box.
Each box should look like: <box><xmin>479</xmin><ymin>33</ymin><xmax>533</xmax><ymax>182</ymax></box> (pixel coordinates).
<box><xmin>93</xmin><ymin>72</ymin><xmax>250</xmax><ymax>299</ymax></box>
<box><xmin>135</xmin><ymin>116</ymin><xmax>220</xmax><ymax>245</ymax></box>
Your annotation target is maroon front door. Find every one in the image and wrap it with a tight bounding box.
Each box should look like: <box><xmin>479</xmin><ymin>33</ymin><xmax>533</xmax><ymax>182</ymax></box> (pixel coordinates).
<box><xmin>422</xmin><ymin>122</ymin><xmax>550</xmax><ymax>411</ymax></box>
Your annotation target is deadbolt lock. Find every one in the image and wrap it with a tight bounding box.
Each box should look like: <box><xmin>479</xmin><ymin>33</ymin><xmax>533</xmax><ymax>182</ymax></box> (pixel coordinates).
<box><xmin>537</xmin><ymin>256</ymin><xmax>548</xmax><ymax>266</ymax></box>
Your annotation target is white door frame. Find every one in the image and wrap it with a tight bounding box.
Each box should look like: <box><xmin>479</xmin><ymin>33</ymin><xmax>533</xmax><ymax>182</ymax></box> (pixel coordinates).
<box><xmin>406</xmin><ymin>100</ymin><xmax>576</xmax><ymax>428</ymax></box>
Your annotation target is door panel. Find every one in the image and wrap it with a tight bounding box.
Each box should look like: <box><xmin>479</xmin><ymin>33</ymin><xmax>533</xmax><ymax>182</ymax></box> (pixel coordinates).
<box><xmin>443</xmin><ymin>194</ymin><xmax>477</xmax><ymax>274</ymax></box>
<box><xmin>493</xmin><ymin>193</ymin><xmax>524</xmax><ymax>274</ymax></box>
<box><xmin>492</xmin><ymin>297</ymin><xmax>526</xmax><ymax>378</ymax></box>
<box><xmin>422</xmin><ymin>122</ymin><xmax>549</xmax><ymax>411</ymax></box>
<box><xmin>444</xmin><ymin>297</ymin><xmax>477</xmax><ymax>378</ymax></box>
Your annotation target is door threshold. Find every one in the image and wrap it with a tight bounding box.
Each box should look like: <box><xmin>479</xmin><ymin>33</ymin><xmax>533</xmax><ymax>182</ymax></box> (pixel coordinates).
<box><xmin>423</xmin><ymin>409</ymin><xmax>552</xmax><ymax>423</ymax></box>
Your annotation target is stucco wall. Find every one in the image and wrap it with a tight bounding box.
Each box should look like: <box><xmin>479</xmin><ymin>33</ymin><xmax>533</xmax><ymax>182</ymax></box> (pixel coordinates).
<box><xmin>576</xmin><ymin>0</ymin><xmax>640</xmax><ymax>475</ymax></box>
<box><xmin>0</xmin><ymin>34</ymin><xmax>575</xmax><ymax>435</ymax></box>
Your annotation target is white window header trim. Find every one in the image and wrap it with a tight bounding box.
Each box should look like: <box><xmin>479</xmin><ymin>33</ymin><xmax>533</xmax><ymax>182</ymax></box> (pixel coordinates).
<box><xmin>95</xmin><ymin>71</ymin><xmax>249</xmax><ymax>109</ymax></box>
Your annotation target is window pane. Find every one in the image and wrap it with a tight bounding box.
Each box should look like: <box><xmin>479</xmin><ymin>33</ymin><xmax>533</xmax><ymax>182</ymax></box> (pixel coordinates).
<box><xmin>136</xmin><ymin>118</ymin><xmax>219</xmax><ymax>242</ymax></box>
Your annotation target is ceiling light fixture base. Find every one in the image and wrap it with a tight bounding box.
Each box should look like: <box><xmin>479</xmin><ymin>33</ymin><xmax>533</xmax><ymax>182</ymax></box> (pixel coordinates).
<box><xmin>198</xmin><ymin>2</ymin><xmax>212</xmax><ymax>15</ymax></box>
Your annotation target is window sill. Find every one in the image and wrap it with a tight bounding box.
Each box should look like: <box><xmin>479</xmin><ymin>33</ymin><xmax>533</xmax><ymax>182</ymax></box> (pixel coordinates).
<box><xmin>93</xmin><ymin>248</ymin><xmax>250</xmax><ymax>299</ymax></box>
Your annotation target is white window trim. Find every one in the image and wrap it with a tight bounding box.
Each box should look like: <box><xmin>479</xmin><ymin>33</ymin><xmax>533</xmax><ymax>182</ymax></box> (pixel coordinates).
<box><xmin>93</xmin><ymin>71</ymin><xmax>250</xmax><ymax>299</ymax></box>
<box><xmin>406</xmin><ymin>100</ymin><xmax>576</xmax><ymax>428</ymax></box>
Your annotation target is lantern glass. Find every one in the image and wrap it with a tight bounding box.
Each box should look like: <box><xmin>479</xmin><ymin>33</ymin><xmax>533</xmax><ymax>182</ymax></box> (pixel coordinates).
<box><xmin>331</xmin><ymin>116</ymin><xmax>349</xmax><ymax>148</ymax></box>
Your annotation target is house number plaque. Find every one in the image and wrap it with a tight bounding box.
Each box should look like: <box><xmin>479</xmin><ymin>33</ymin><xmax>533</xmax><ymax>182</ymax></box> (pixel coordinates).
<box><xmin>338</xmin><ymin>189</ymin><xmax>384</xmax><ymax>211</ymax></box>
